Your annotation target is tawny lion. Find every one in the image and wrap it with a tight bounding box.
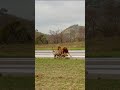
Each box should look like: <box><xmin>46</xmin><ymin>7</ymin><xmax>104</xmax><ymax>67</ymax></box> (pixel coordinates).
<box><xmin>52</xmin><ymin>46</ymin><xmax>72</xmax><ymax>58</ymax></box>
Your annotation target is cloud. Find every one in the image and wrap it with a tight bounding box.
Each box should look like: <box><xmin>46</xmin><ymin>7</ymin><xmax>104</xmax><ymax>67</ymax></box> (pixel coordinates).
<box><xmin>35</xmin><ymin>0</ymin><xmax>85</xmax><ymax>34</ymax></box>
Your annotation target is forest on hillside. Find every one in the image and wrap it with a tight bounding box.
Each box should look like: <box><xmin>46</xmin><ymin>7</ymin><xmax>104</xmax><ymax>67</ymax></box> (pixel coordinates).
<box><xmin>0</xmin><ymin>8</ymin><xmax>34</xmax><ymax>57</ymax></box>
<box><xmin>35</xmin><ymin>25</ymin><xmax>85</xmax><ymax>44</ymax></box>
<box><xmin>0</xmin><ymin>8</ymin><xmax>34</xmax><ymax>44</ymax></box>
<box><xmin>86</xmin><ymin>0</ymin><xmax>120</xmax><ymax>39</ymax></box>
<box><xmin>86</xmin><ymin>0</ymin><xmax>120</xmax><ymax>57</ymax></box>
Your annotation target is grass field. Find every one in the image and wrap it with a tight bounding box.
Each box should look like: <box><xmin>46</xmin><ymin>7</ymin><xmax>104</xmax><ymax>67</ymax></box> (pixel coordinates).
<box><xmin>35</xmin><ymin>42</ymin><xmax>85</xmax><ymax>50</ymax></box>
<box><xmin>0</xmin><ymin>76</ymin><xmax>34</xmax><ymax>90</ymax></box>
<box><xmin>86</xmin><ymin>79</ymin><xmax>120</xmax><ymax>90</ymax></box>
<box><xmin>35</xmin><ymin>58</ymin><xmax>85</xmax><ymax>90</ymax></box>
<box><xmin>0</xmin><ymin>44</ymin><xmax>34</xmax><ymax>57</ymax></box>
<box><xmin>87</xmin><ymin>37</ymin><xmax>120</xmax><ymax>57</ymax></box>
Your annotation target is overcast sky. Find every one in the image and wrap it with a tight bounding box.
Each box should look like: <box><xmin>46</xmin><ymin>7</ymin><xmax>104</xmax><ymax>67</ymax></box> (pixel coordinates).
<box><xmin>0</xmin><ymin>0</ymin><xmax>34</xmax><ymax>20</ymax></box>
<box><xmin>35</xmin><ymin>0</ymin><xmax>85</xmax><ymax>34</ymax></box>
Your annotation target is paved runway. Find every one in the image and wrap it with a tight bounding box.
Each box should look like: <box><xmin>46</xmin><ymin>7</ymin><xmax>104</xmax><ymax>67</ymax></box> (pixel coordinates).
<box><xmin>0</xmin><ymin>58</ymin><xmax>34</xmax><ymax>76</ymax></box>
<box><xmin>86</xmin><ymin>58</ymin><xmax>120</xmax><ymax>79</ymax></box>
<box><xmin>35</xmin><ymin>50</ymin><xmax>85</xmax><ymax>59</ymax></box>
<box><xmin>1</xmin><ymin>52</ymin><xmax>120</xmax><ymax>78</ymax></box>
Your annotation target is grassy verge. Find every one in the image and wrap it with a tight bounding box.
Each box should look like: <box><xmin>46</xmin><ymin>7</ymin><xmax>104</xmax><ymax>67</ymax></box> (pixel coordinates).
<box><xmin>87</xmin><ymin>37</ymin><xmax>120</xmax><ymax>57</ymax></box>
<box><xmin>0</xmin><ymin>44</ymin><xmax>34</xmax><ymax>57</ymax></box>
<box><xmin>35</xmin><ymin>58</ymin><xmax>85</xmax><ymax>90</ymax></box>
<box><xmin>86</xmin><ymin>79</ymin><xmax>120</xmax><ymax>90</ymax></box>
<box><xmin>0</xmin><ymin>76</ymin><xmax>34</xmax><ymax>90</ymax></box>
<box><xmin>35</xmin><ymin>42</ymin><xmax>85</xmax><ymax>50</ymax></box>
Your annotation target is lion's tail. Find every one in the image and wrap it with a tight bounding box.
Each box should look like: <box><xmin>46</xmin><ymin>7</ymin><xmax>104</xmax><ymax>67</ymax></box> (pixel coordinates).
<box><xmin>52</xmin><ymin>47</ymin><xmax>55</xmax><ymax>54</ymax></box>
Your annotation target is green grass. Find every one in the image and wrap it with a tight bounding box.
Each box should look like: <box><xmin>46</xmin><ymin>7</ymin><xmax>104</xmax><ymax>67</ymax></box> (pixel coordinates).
<box><xmin>0</xmin><ymin>76</ymin><xmax>34</xmax><ymax>90</ymax></box>
<box><xmin>35</xmin><ymin>58</ymin><xmax>85</xmax><ymax>90</ymax></box>
<box><xmin>35</xmin><ymin>41</ymin><xmax>85</xmax><ymax>50</ymax></box>
<box><xmin>87</xmin><ymin>37</ymin><xmax>120</xmax><ymax>57</ymax></box>
<box><xmin>0</xmin><ymin>44</ymin><xmax>34</xmax><ymax>57</ymax></box>
<box><xmin>86</xmin><ymin>79</ymin><xmax>120</xmax><ymax>90</ymax></box>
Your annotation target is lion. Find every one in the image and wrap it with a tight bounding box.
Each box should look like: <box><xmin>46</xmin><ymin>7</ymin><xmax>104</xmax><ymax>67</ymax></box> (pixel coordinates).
<box><xmin>52</xmin><ymin>46</ymin><xmax>72</xmax><ymax>58</ymax></box>
<box><xmin>52</xmin><ymin>46</ymin><xmax>62</xmax><ymax>58</ymax></box>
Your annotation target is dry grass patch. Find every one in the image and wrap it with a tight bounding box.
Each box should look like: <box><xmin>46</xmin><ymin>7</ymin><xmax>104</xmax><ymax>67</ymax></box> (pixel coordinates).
<box><xmin>35</xmin><ymin>42</ymin><xmax>85</xmax><ymax>50</ymax></box>
<box><xmin>35</xmin><ymin>58</ymin><xmax>85</xmax><ymax>90</ymax></box>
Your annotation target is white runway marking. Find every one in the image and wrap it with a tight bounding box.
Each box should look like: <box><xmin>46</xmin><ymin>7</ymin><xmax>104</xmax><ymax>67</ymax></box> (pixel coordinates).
<box><xmin>35</xmin><ymin>50</ymin><xmax>85</xmax><ymax>58</ymax></box>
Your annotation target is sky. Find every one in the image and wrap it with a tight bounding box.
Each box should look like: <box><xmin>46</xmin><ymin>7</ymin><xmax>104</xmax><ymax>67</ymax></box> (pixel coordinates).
<box><xmin>35</xmin><ymin>0</ymin><xmax>85</xmax><ymax>34</ymax></box>
<box><xmin>0</xmin><ymin>0</ymin><xmax>34</xmax><ymax>20</ymax></box>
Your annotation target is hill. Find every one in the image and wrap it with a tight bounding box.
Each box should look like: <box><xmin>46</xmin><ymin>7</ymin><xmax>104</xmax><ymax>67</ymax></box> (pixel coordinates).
<box><xmin>0</xmin><ymin>9</ymin><xmax>34</xmax><ymax>43</ymax></box>
<box><xmin>62</xmin><ymin>24</ymin><xmax>85</xmax><ymax>42</ymax></box>
<box><xmin>35</xmin><ymin>24</ymin><xmax>85</xmax><ymax>44</ymax></box>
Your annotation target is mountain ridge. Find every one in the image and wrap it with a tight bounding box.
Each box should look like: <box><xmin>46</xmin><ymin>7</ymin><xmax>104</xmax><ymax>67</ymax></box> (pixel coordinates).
<box><xmin>35</xmin><ymin>24</ymin><xmax>85</xmax><ymax>44</ymax></box>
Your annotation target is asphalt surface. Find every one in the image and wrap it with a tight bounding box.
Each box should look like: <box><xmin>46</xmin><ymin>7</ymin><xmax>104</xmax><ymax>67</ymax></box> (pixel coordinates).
<box><xmin>35</xmin><ymin>50</ymin><xmax>85</xmax><ymax>59</ymax></box>
<box><xmin>0</xmin><ymin>58</ymin><xmax>34</xmax><ymax>76</ymax></box>
<box><xmin>86</xmin><ymin>58</ymin><xmax>120</xmax><ymax>79</ymax></box>
<box><xmin>1</xmin><ymin>51</ymin><xmax>120</xmax><ymax>79</ymax></box>
<box><xmin>0</xmin><ymin>50</ymin><xmax>85</xmax><ymax>76</ymax></box>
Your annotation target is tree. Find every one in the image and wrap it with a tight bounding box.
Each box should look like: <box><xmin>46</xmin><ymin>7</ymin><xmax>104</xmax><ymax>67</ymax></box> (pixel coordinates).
<box><xmin>35</xmin><ymin>29</ymin><xmax>48</xmax><ymax>44</ymax></box>
<box><xmin>0</xmin><ymin>8</ymin><xmax>8</xmax><ymax>15</ymax></box>
<box><xmin>59</xmin><ymin>32</ymin><xmax>63</xmax><ymax>43</ymax></box>
<box><xmin>2</xmin><ymin>21</ymin><xmax>32</xmax><ymax>43</ymax></box>
<box><xmin>49</xmin><ymin>30</ymin><xmax>60</xmax><ymax>44</ymax></box>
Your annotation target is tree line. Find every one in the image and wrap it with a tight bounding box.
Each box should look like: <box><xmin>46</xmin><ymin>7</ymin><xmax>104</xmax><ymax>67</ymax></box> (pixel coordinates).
<box><xmin>35</xmin><ymin>25</ymin><xmax>85</xmax><ymax>44</ymax></box>
<box><xmin>0</xmin><ymin>8</ymin><xmax>34</xmax><ymax>44</ymax></box>
<box><xmin>86</xmin><ymin>0</ymin><xmax>120</xmax><ymax>39</ymax></box>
